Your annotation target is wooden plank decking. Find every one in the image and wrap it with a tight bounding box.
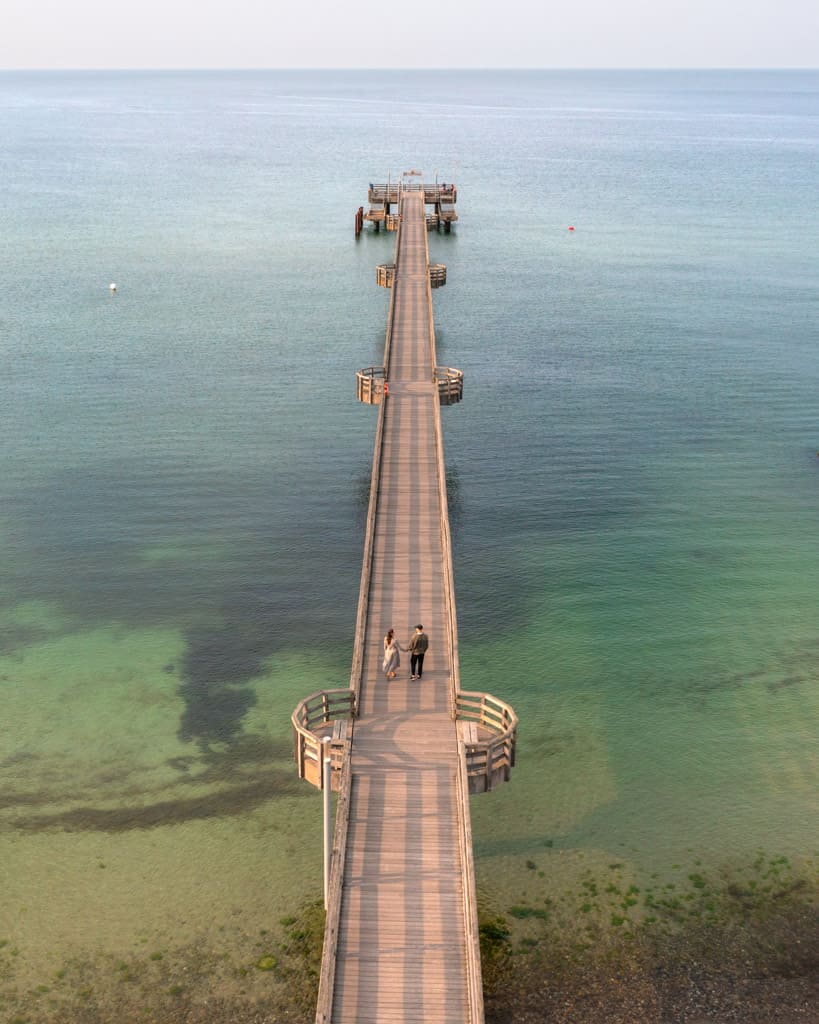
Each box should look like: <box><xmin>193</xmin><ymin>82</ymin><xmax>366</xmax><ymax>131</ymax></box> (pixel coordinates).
<box><xmin>293</xmin><ymin>181</ymin><xmax>517</xmax><ymax>1024</ymax></box>
<box><xmin>330</xmin><ymin>191</ymin><xmax>477</xmax><ymax>1023</ymax></box>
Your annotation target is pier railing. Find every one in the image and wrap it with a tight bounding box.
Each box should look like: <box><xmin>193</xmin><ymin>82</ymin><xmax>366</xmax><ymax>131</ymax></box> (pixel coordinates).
<box><xmin>434</xmin><ymin>365</ymin><xmax>464</xmax><ymax>405</ymax></box>
<box><xmin>456</xmin><ymin>691</ymin><xmax>518</xmax><ymax>794</ymax></box>
<box><xmin>365</xmin><ymin>201</ymin><xmax>386</xmax><ymax>223</ymax></box>
<box><xmin>379</xmin><ymin>263</ymin><xmax>445</xmax><ymax>289</ymax></box>
<box><xmin>313</xmin><ymin>183</ymin><xmax>404</xmax><ymax>1022</ymax></box>
<box><xmin>315</xmin><ymin>753</ymin><xmax>354</xmax><ymax>1024</ymax></box>
<box><xmin>429</xmin><ymin>263</ymin><xmax>447</xmax><ymax>288</ymax></box>
<box><xmin>368</xmin><ymin>183</ymin><xmax>457</xmax><ymax>204</ymax></box>
<box><xmin>376</xmin><ymin>263</ymin><xmax>396</xmax><ymax>288</ymax></box>
<box><xmin>426</xmin><ymin>211</ymin><xmax>485</xmax><ymax>1020</ymax></box>
<box><xmin>425</xmin><ymin>185</ymin><xmax>457</xmax><ymax>203</ymax></box>
<box><xmin>292</xmin><ymin>689</ymin><xmax>356</xmax><ymax>791</ymax></box>
<box><xmin>368</xmin><ymin>185</ymin><xmax>401</xmax><ymax>204</ymax></box>
<box><xmin>356</xmin><ymin>365</ymin><xmax>386</xmax><ymax>404</ymax></box>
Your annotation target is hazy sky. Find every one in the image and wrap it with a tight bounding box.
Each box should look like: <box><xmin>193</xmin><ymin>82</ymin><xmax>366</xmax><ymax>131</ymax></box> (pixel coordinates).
<box><xmin>3</xmin><ymin>0</ymin><xmax>818</xmax><ymax>68</ymax></box>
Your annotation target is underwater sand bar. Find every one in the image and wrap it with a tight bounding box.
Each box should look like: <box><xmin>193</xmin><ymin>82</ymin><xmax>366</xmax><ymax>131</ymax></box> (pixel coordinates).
<box><xmin>293</xmin><ymin>181</ymin><xmax>517</xmax><ymax>1024</ymax></box>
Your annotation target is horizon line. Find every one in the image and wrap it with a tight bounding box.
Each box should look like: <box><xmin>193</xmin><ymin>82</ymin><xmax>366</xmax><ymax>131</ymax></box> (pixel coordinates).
<box><xmin>1</xmin><ymin>65</ymin><xmax>818</xmax><ymax>73</ymax></box>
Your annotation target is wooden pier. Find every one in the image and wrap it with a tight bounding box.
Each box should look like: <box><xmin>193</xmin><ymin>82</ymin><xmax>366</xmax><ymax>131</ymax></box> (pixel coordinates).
<box><xmin>361</xmin><ymin>176</ymin><xmax>459</xmax><ymax>233</ymax></box>
<box><xmin>294</xmin><ymin>175</ymin><xmax>517</xmax><ymax>1024</ymax></box>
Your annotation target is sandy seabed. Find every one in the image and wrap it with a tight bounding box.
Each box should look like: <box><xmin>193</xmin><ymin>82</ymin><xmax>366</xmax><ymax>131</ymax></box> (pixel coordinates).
<box><xmin>3</xmin><ymin>848</ymin><xmax>817</xmax><ymax>1024</ymax></box>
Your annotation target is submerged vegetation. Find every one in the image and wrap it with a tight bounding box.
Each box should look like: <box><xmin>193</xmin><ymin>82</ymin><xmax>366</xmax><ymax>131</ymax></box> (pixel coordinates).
<box><xmin>481</xmin><ymin>853</ymin><xmax>819</xmax><ymax>1023</ymax></box>
<box><xmin>0</xmin><ymin>900</ymin><xmax>326</xmax><ymax>1024</ymax></box>
<box><xmin>1</xmin><ymin>856</ymin><xmax>815</xmax><ymax>1022</ymax></box>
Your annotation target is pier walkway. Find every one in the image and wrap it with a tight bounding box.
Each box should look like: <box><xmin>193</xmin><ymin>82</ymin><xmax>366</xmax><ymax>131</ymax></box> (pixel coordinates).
<box><xmin>293</xmin><ymin>179</ymin><xmax>517</xmax><ymax>1024</ymax></box>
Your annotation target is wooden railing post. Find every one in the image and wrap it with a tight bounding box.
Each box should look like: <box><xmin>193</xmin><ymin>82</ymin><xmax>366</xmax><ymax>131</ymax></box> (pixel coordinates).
<box><xmin>322</xmin><ymin>737</ymin><xmax>332</xmax><ymax>907</ymax></box>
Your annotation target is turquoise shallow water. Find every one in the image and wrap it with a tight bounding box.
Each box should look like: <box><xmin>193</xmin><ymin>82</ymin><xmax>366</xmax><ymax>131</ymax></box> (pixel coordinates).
<box><xmin>1</xmin><ymin>70</ymin><xmax>818</xmax><ymax>990</ymax></box>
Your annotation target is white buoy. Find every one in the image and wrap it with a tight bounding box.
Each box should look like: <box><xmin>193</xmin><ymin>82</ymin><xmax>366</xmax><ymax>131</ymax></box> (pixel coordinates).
<box><xmin>109</xmin><ymin>282</ymin><xmax>117</xmax><ymax>293</ymax></box>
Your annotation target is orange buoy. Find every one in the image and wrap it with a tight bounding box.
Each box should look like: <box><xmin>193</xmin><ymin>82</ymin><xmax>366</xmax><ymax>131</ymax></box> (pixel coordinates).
<box><xmin>383</xmin><ymin>381</ymin><xmax>389</xmax><ymax>397</ymax></box>
<box><xmin>568</xmin><ymin>226</ymin><xmax>575</xmax><ymax>231</ymax></box>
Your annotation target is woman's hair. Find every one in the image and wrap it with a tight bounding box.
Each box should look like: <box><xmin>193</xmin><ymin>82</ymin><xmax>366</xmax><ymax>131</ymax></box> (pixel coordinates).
<box><xmin>385</xmin><ymin>628</ymin><xmax>394</xmax><ymax>643</ymax></box>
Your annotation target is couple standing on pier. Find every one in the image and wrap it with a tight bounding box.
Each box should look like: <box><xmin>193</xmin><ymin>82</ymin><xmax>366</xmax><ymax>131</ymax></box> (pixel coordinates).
<box><xmin>383</xmin><ymin>625</ymin><xmax>428</xmax><ymax>681</ymax></box>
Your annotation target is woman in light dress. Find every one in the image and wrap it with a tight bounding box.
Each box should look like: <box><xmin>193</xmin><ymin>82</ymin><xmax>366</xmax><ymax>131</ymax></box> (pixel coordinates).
<box><xmin>382</xmin><ymin>628</ymin><xmax>404</xmax><ymax>680</ymax></box>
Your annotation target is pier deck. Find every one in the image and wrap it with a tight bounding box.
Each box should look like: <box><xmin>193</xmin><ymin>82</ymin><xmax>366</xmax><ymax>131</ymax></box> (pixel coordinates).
<box><xmin>293</xmin><ymin>177</ymin><xmax>516</xmax><ymax>1024</ymax></box>
<box><xmin>333</xmin><ymin>191</ymin><xmax>469</xmax><ymax>1022</ymax></box>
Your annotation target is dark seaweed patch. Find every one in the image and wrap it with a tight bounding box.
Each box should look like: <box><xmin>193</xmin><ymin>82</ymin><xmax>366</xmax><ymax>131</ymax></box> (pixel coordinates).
<box><xmin>1</xmin><ymin>736</ymin><xmax>294</xmax><ymax>825</ymax></box>
<box><xmin>176</xmin><ymin>623</ymin><xmax>315</xmax><ymax>748</ymax></box>
<box><xmin>8</xmin><ymin>768</ymin><xmax>304</xmax><ymax>834</ymax></box>
<box><xmin>0</xmin><ymin>751</ymin><xmax>38</xmax><ymax>770</ymax></box>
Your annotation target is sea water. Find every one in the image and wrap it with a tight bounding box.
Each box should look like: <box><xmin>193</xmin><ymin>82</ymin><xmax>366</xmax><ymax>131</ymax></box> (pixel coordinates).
<box><xmin>1</xmin><ymin>69</ymin><xmax>818</xmax><ymax>996</ymax></box>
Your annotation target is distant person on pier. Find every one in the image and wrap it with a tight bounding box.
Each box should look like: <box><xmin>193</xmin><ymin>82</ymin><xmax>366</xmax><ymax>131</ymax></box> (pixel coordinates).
<box><xmin>408</xmin><ymin>625</ymin><xmax>429</xmax><ymax>680</ymax></box>
<box><xmin>383</xmin><ymin>628</ymin><xmax>403</xmax><ymax>680</ymax></box>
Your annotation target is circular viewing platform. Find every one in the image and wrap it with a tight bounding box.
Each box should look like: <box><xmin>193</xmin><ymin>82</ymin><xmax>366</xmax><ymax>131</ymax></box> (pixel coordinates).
<box><xmin>376</xmin><ymin>264</ymin><xmax>396</xmax><ymax>288</ymax></box>
<box><xmin>455</xmin><ymin>691</ymin><xmax>518</xmax><ymax>794</ymax></box>
<box><xmin>292</xmin><ymin>686</ymin><xmax>516</xmax><ymax>796</ymax></box>
<box><xmin>429</xmin><ymin>264</ymin><xmax>447</xmax><ymax>288</ymax></box>
<box><xmin>434</xmin><ymin>366</ymin><xmax>464</xmax><ymax>405</ymax></box>
<box><xmin>356</xmin><ymin>365</ymin><xmax>386</xmax><ymax>404</ymax></box>
<box><xmin>378</xmin><ymin>264</ymin><xmax>446</xmax><ymax>289</ymax></box>
<box><xmin>292</xmin><ymin>689</ymin><xmax>356</xmax><ymax>791</ymax></box>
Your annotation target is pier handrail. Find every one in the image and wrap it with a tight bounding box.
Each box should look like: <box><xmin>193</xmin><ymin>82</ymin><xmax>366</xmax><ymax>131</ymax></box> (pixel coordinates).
<box><xmin>429</xmin><ymin>263</ymin><xmax>447</xmax><ymax>288</ymax></box>
<box><xmin>356</xmin><ymin>365</ymin><xmax>386</xmax><ymax>404</ymax></box>
<box><xmin>424</xmin><ymin>213</ymin><xmax>459</xmax><ymax>723</ymax></box>
<box><xmin>369</xmin><ymin>183</ymin><xmax>457</xmax><ymax>203</ymax></box>
<box><xmin>456</xmin><ymin>691</ymin><xmax>518</xmax><ymax>792</ymax></box>
<box><xmin>424</xmin><ymin>207</ymin><xmax>484</xmax><ymax>1022</ymax></box>
<box><xmin>315</xmin><ymin>754</ymin><xmax>354</xmax><ymax>1024</ymax></box>
<box><xmin>314</xmin><ymin>202</ymin><xmax>406</xmax><ymax>1021</ymax></box>
<box><xmin>456</xmin><ymin>690</ymin><xmax>518</xmax><ymax>736</ymax></box>
<box><xmin>348</xmin><ymin>394</ymin><xmax>386</xmax><ymax>702</ymax></box>
<box><xmin>455</xmin><ymin>738</ymin><xmax>484</xmax><ymax>1020</ymax></box>
<box><xmin>291</xmin><ymin>688</ymin><xmax>356</xmax><ymax>732</ymax></box>
<box><xmin>383</xmin><ymin>192</ymin><xmax>403</xmax><ymax>379</ymax></box>
<box><xmin>348</xmin><ymin>213</ymin><xmax>401</xmax><ymax>701</ymax></box>
<box><xmin>291</xmin><ymin>689</ymin><xmax>356</xmax><ymax>788</ymax></box>
<box><xmin>434</xmin><ymin>365</ymin><xmax>464</xmax><ymax>404</ymax></box>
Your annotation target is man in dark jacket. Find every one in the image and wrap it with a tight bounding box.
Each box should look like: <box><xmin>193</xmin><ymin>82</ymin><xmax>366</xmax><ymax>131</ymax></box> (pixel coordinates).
<box><xmin>408</xmin><ymin>625</ymin><xmax>429</xmax><ymax>680</ymax></box>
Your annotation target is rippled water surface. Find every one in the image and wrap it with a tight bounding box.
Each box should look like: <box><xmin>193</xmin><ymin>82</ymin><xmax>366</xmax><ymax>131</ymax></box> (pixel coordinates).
<box><xmin>1</xmin><ymin>69</ymin><xmax>818</xmax><ymax>990</ymax></box>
